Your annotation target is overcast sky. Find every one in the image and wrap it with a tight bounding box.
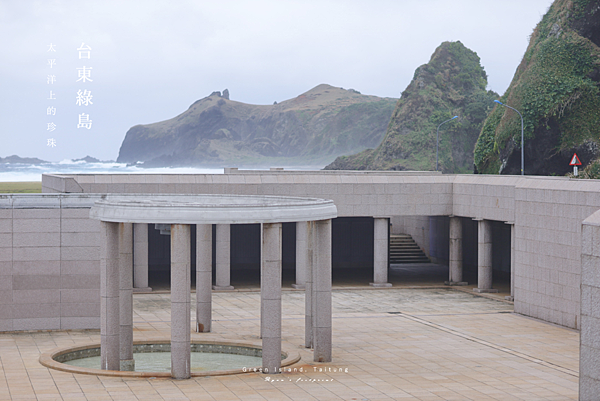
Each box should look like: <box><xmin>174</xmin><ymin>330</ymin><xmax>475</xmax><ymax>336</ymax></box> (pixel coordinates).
<box><xmin>0</xmin><ymin>0</ymin><xmax>554</xmax><ymax>162</ymax></box>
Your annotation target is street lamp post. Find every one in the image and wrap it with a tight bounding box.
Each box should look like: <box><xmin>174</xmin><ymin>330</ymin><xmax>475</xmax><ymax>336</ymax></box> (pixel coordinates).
<box><xmin>436</xmin><ymin>116</ymin><xmax>458</xmax><ymax>172</ymax></box>
<box><xmin>494</xmin><ymin>100</ymin><xmax>524</xmax><ymax>175</ymax></box>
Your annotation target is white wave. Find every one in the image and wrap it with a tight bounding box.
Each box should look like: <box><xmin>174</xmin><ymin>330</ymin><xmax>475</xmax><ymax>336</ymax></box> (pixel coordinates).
<box><xmin>0</xmin><ymin>171</ymin><xmax>46</xmax><ymax>182</ymax></box>
<box><xmin>0</xmin><ymin>162</ymin><xmax>224</xmax><ymax>182</ymax></box>
<box><xmin>57</xmin><ymin>159</ymin><xmax>80</xmax><ymax>165</ymax></box>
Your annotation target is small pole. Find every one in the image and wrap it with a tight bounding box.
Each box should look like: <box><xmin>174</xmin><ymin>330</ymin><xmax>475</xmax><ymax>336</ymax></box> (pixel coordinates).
<box><xmin>494</xmin><ymin>100</ymin><xmax>524</xmax><ymax>175</ymax></box>
<box><xmin>436</xmin><ymin>116</ymin><xmax>458</xmax><ymax>172</ymax></box>
<box><xmin>574</xmin><ymin>166</ymin><xmax>578</xmax><ymax>177</ymax></box>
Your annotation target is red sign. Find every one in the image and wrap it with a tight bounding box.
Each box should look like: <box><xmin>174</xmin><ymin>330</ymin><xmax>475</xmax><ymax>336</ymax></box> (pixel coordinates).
<box><xmin>569</xmin><ymin>153</ymin><xmax>582</xmax><ymax>166</ymax></box>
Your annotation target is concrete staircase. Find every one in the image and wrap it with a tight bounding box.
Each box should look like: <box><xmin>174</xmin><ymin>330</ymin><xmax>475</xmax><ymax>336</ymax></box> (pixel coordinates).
<box><xmin>390</xmin><ymin>234</ymin><xmax>430</xmax><ymax>264</ymax></box>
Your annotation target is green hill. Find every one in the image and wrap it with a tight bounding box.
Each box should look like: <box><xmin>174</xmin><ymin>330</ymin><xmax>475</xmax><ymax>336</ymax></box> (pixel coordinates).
<box><xmin>474</xmin><ymin>0</ymin><xmax>600</xmax><ymax>175</ymax></box>
<box><xmin>325</xmin><ymin>41</ymin><xmax>498</xmax><ymax>173</ymax></box>
<box><xmin>117</xmin><ymin>85</ymin><xmax>396</xmax><ymax>168</ymax></box>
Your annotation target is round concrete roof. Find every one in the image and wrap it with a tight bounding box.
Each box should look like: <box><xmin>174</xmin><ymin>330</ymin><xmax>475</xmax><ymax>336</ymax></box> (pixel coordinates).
<box><xmin>89</xmin><ymin>194</ymin><xmax>337</xmax><ymax>224</ymax></box>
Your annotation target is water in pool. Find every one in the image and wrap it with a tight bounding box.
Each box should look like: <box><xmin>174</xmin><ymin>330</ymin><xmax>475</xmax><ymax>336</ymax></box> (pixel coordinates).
<box><xmin>65</xmin><ymin>352</ymin><xmax>262</xmax><ymax>372</ymax></box>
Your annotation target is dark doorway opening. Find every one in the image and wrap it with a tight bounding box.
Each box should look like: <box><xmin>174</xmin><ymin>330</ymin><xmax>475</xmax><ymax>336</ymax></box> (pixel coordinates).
<box><xmin>148</xmin><ymin>222</ymin><xmax>299</xmax><ymax>290</ymax></box>
<box><xmin>147</xmin><ymin>224</ymin><xmax>197</xmax><ymax>291</ymax></box>
<box><xmin>461</xmin><ymin>218</ymin><xmax>511</xmax><ymax>291</ymax></box>
<box><xmin>332</xmin><ymin>217</ymin><xmax>374</xmax><ymax>285</ymax></box>
<box><xmin>146</xmin><ymin>217</ymin><xmax>382</xmax><ymax>290</ymax></box>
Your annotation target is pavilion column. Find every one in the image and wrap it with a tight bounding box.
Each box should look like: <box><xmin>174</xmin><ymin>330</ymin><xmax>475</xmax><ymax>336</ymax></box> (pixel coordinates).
<box><xmin>313</xmin><ymin>219</ymin><xmax>332</xmax><ymax>362</ymax></box>
<box><xmin>119</xmin><ymin>223</ymin><xmax>135</xmax><ymax>371</ymax></box>
<box><xmin>171</xmin><ymin>224</ymin><xmax>191</xmax><ymax>380</ymax></box>
<box><xmin>196</xmin><ymin>224</ymin><xmax>212</xmax><ymax>332</ymax></box>
<box><xmin>261</xmin><ymin>222</ymin><xmax>282</xmax><ymax>374</ymax></box>
<box><xmin>506</xmin><ymin>222</ymin><xmax>515</xmax><ymax>301</ymax></box>
<box><xmin>305</xmin><ymin>221</ymin><xmax>315</xmax><ymax>348</ymax></box>
<box><xmin>213</xmin><ymin>224</ymin><xmax>234</xmax><ymax>290</ymax></box>
<box><xmin>474</xmin><ymin>219</ymin><xmax>497</xmax><ymax>293</ymax></box>
<box><xmin>133</xmin><ymin>223</ymin><xmax>150</xmax><ymax>291</ymax></box>
<box><xmin>260</xmin><ymin>227</ymin><xmax>264</xmax><ymax>339</ymax></box>
<box><xmin>100</xmin><ymin>221</ymin><xmax>120</xmax><ymax>371</ymax></box>
<box><xmin>371</xmin><ymin>217</ymin><xmax>392</xmax><ymax>287</ymax></box>
<box><xmin>446</xmin><ymin>216</ymin><xmax>467</xmax><ymax>286</ymax></box>
<box><xmin>293</xmin><ymin>221</ymin><xmax>308</xmax><ymax>289</ymax></box>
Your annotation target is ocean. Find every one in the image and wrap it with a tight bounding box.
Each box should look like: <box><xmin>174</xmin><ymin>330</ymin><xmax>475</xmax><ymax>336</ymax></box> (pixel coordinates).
<box><xmin>0</xmin><ymin>160</ymin><xmax>224</xmax><ymax>182</ymax></box>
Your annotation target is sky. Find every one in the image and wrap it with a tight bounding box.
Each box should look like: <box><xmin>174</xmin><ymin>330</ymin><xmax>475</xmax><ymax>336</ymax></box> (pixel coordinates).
<box><xmin>0</xmin><ymin>0</ymin><xmax>555</xmax><ymax>162</ymax></box>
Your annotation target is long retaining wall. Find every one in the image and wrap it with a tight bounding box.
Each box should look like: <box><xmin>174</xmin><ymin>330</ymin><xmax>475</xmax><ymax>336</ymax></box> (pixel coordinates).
<box><xmin>0</xmin><ymin>195</ymin><xmax>101</xmax><ymax>331</ymax></box>
<box><xmin>0</xmin><ymin>170</ymin><xmax>594</xmax><ymax>332</ymax></box>
<box><xmin>580</xmin><ymin>209</ymin><xmax>600</xmax><ymax>396</ymax></box>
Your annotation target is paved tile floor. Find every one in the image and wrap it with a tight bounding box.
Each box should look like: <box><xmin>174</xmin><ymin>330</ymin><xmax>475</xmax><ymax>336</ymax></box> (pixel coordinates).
<box><xmin>0</xmin><ymin>266</ymin><xmax>578</xmax><ymax>400</ymax></box>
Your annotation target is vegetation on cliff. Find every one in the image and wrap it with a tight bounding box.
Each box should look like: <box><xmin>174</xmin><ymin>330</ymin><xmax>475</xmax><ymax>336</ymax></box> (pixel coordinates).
<box><xmin>117</xmin><ymin>85</ymin><xmax>396</xmax><ymax>167</ymax></box>
<box><xmin>325</xmin><ymin>41</ymin><xmax>498</xmax><ymax>173</ymax></box>
<box><xmin>474</xmin><ymin>0</ymin><xmax>600</xmax><ymax>175</ymax></box>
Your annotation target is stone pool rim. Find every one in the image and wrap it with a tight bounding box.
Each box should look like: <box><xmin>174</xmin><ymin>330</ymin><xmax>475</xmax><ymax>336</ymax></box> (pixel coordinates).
<box><xmin>39</xmin><ymin>339</ymin><xmax>301</xmax><ymax>378</ymax></box>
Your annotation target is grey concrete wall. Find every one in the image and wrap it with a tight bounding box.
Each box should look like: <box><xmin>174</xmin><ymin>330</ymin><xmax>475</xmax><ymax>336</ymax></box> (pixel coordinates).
<box><xmin>0</xmin><ymin>207</ymin><xmax>12</xmax><ymax>332</ymax></box>
<box><xmin>43</xmin><ymin>172</ymin><xmax>454</xmax><ymax>218</ymax></box>
<box><xmin>32</xmin><ymin>172</ymin><xmax>600</xmax><ymax>330</ymax></box>
<box><xmin>511</xmin><ymin>178</ymin><xmax>600</xmax><ymax>329</ymax></box>
<box><xmin>0</xmin><ymin>194</ymin><xmax>100</xmax><ymax>331</ymax></box>
<box><xmin>580</xmin><ymin>210</ymin><xmax>600</xmax><ymax>398</ymax></box>
<box><xmin>41</xmin><ymin>174</ymin><xmax>84</xmax><ymax>194</ymax></box>
<box><xmin>452</xmin><ymin>175</ymin><xmax>517</xmax><ymax>223</ymax></box>
<box><xmin>452</xmin><ymin>176</ymin><xmax>600</xmax><ymax>329</ymax></box>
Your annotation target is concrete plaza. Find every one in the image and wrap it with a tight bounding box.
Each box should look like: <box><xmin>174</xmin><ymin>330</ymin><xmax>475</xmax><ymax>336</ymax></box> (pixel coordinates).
<box><xmin>0</xmin><ymin>267</ymin><xmax>579</xmax><ymax>400</ymax></box>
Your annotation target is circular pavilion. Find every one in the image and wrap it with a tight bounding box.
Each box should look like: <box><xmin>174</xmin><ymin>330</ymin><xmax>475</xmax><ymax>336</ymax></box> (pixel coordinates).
<box><xmin>89</xmin><ymin>194</ymin><xmax>337</xmax><ymax>379</ymax></box>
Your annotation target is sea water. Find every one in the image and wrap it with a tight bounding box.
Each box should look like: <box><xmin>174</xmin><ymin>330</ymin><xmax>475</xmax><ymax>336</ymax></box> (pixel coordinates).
<box><xmin>0</xmin><ymin>159</ymin><xmax>224</xmax><ymax>182</ymax></box>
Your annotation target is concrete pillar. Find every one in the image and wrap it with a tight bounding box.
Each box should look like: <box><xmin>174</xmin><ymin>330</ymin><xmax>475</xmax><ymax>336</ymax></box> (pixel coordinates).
<box><xmin>196</xmin><ymin>224</ymin><xmax>212</xmax><ymax>332</ymax></box>
<box><xmin>313</xmin><ymin>219</ymin><xmax>332</xmax><ymax>362</ymax></box>
<box><xmin>170</xmin><ymin>224</ymin><xmax>191</xmax><ymax>379</ymax></box>
<box><xmin>293</xmin><ymin>221</ymin><xmax>308</xmax><ymax>289</ymax></box>
<box><xmin>100</xmin><ymin>221</ymin><xmax>120</xmax><ymax>371</ymax></box>
<box><xmin>371</xmin><ymin>217</ymin><xmax>392</xmax><ymax>287</ymax></box>
<box><xmin>213</xmin><ymin>224</ymin><xmax>234</xmax><ymax>290</ymax></box>
<box><xmin>505</xmin><ymin>222</ymin><xmax>515</xmax><ymax>301</ymax></box>
<box><xmin>305</xmin><ymin>221</ymin><xmax>315</xmax><ymax>348</ymax></box>
<box><xmin>474</xmin><ymin>219</ymin><xmax>497</xmax><ymax>293</ymax></box>
<box><xmin>133</xmin><ymin>223</ymin><xmax>151</xmax><ymax>291</ymax></box>
<box><xmin>119</xmin><ymin>223</ymin><xmax>135</xmax><ymax>371</ymax></box>
<box><xmin>446</xmin><ymin>216</ymin><xmax>467</xmax><ymax>286</ymax></box>
<box><xmin>260</xmin><ymin>226</ymin><xmax>264</xmax><ymax>340</ymax></box>
<box><xmin>261</xmin><ymin>223</ymin><xmax>282</xmax><ymax>374</ymax></box>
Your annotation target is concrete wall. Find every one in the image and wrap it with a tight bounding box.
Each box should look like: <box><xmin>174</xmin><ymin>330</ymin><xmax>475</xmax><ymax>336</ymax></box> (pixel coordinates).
<box><xmin>30</xmin><ymin>171</ymin><xmax>600</xmax><ymax>331</ymax></box>
<box><xmin>452</xmin><ymin>175</ymin><xmax>517</xmax><ymax>223</ymax></box>
<box><xmin>512</xmin><ymin>178</ymin><xmax>600</xmax><ymax>329</ymax></box>
<box><xmin>451</xmin><ymin>175</ymin><xmax>596</xmax><ymax>328</ymax></box>
<box><xmin>43</xmin><ymin>172</ymin><xmax>455</xmax><ymax>218</ymax></box>
<box><xmin>580</xmin><ymin>210</ymin><xmax>600</xmax><ymax>397</ymax></box>
<box><xmin>0</xmin><ymin>195</ymin><xmax>100</xmax><ymax>331</ymax></box>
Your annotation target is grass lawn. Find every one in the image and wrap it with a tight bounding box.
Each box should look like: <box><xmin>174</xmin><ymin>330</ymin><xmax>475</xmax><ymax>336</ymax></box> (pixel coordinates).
<box><xmin>0</xmin><ymin>182</ymin><xmax>42</xmax><ymax>193</ymax></box>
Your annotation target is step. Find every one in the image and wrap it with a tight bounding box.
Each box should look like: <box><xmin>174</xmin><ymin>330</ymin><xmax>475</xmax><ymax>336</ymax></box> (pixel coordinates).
<box><xmin>389</xmin><ymin>233</ymin><xmax>430</xmax><ymax>264</ymax></box>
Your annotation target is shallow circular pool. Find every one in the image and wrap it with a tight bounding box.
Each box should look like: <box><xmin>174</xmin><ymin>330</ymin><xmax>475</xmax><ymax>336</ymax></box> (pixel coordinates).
<box><xmin>65</xmin><ymin>349</ymin><xmax>262</xmax><ymax>373</ymax></box>
<box><xmin>40</xmin><ymin>340</ymin><xmax>301</xmax><ymax>378</ymax></box>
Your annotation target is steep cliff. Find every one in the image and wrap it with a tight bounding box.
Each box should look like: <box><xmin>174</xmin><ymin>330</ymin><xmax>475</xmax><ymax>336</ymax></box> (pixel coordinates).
<box><xmin>474</xmin><ymin>0</ymin><xmax>600</xmax><ymax>175</ymax></box>
<box><xmin>117</xmin><ymin>85</ymin><xmax>396</xmax><ymax>167</ymax></box>
<box><xmin>325</xmin><ymin>41</ymin><xmax>497</xmax><ymax>173</ymax></box>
